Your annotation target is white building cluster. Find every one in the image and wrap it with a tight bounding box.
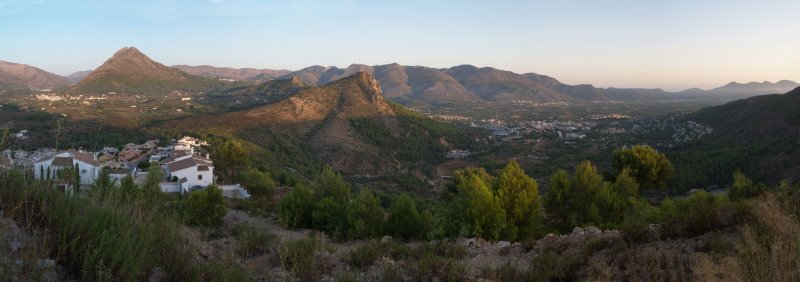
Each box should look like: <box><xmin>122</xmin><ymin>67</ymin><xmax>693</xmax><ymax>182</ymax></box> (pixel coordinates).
<box><xmin>24</xmin><ymin>136</ymin><xmax>249</xmax><ymax>199</ymax></box>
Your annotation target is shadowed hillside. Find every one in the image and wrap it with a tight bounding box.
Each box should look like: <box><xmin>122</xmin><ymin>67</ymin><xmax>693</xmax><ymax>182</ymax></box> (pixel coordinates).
<box><xmin>669</xmin><ymin>86</ymin><xmax>800</xmax><ymax>191</ymax></box>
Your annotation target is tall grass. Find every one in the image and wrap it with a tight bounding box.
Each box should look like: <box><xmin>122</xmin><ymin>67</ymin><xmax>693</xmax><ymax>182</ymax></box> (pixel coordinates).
<box><xmin>0</xmin><ymin>170</ymin><xmax>248</xmax><ymax>281</ymax></box>
<box><xmin>738</xmin><ymin>193</ymin><xmax>800</xmax><ymax>281</ymax></box>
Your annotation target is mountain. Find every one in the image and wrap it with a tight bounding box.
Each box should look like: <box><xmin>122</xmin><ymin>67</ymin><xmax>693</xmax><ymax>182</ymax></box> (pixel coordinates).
<box><xmin>669</xmin><ymin>86</ymin><xmax>800</xmax><ymax>191</ymax></box>
<box><xmin>65</xmin><ymin>47</ymin><xmax>219</xmax><ymax>95</ymax></box>
<box><xmin>204</xmin><ymin>76</ymin><xmax>311</xmax><ymax>110</ymax></box>
<box><xmin>277</xmin><ymin>63</ymin><xmax>673</xmax><ymax>105</ymax></box>
<box><xmin>0</xmin><ymin>61</ymin><xmax>69</xmax><ymax>89</ymax></box>
<box><xmin>173</xmin><ymin>65</ymin><xmax>291</xmax><ymax>82</ymax></box>
<box><xmin>66</xmin><ymin>70</ymin><xmax>92</xmax><ymax>83</ymax></box>
<box><xmin>165</xmin><ymin>62</ymin><xmax>793</xmax><ymax>105</ymax></box>
<box><xmin>176</xmin><ymin>72</ymin><xmax>482</xmax><ymax>174</ymax></box>
<box><xmin>224</xmin><ymin>76</ymin><xmax>307</xmax><ymax>97</ymax></box>
<box><xmin>677</xmin><ymin>80</ymin><xmax>800</xmax><ymax>99</ymax></box>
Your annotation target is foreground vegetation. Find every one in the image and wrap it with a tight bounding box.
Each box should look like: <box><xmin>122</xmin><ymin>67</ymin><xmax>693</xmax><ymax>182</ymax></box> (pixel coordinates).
<box><xmin>0</xmin><ymin>170</ymin><xmax>247</xmax><ymax>281</ymax></box>
<box><xmin>1</xmin><ymin>142</ymin><xmax>799</xmax><ymax>280</ymax></box>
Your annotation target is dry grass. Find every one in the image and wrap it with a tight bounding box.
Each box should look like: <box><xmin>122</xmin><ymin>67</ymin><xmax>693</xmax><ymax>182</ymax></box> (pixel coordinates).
<box><xmin>737</xmin><ymin>193</ymin><xmax>800</xmax><ymax>282</ymax></box>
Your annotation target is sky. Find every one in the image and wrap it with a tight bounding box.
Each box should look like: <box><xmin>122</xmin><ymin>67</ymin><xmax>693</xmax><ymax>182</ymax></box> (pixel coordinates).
<box><xmin>1</xmin><ymin>0</ymin><xmax>799</xmax><ymax>91</ymax></box>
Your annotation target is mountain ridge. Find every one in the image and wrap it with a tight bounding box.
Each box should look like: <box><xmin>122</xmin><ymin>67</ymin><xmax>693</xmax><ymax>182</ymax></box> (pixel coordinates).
<box><xmin>173</xmin><ymin>65</ymin><xmax>291</xmax><ymax>82</ymax></box>
<box><xmin>4</xmin><ymin>46</ymin><xmax>795</xmax><ymax>103</ymax></box>
<box><xmin>0</xmin><ymin>60</ymin><xmax>69</xmax><ymax>89</ymax></box>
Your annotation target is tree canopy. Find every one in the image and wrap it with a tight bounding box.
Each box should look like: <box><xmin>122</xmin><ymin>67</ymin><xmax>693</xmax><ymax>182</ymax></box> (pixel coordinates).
<box><xmin>612</xmin><ymin>145</ymin><xmax>674</xmax><ymax>191</ymax></box>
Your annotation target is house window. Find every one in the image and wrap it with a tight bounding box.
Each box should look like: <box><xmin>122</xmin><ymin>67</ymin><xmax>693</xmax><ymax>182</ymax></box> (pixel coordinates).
<box><xmin>198</xmin><ymin>175</ymin><xmax>203</xmax><ymax>180</ymax></box>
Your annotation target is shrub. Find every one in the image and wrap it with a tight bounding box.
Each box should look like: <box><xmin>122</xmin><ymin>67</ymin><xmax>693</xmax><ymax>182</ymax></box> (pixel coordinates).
<box><xmin>387</xmin><ymin>194</ymin><xmax>430</xmax><ymax>240</ymax></box>
<box><xmin>410</xmin><ymin>254</ymin><xmax>467</xmax><ymax>282</ymax></box>
<box><xmin>347</xmin><ymin>240</ymin><xmax>387</xmax><ymax>270</ymax></box>
<box><xmin>347</xmin><ymin>189</ymin><xmax>385</xmax><ymax>239</ymax></box>
<box><xmin>0</xmin><ymin>171</ymin><xmax>244</xmax><ymax>280</ymax></box>
<box><xmin>183</xmin><ymin>185</ymin><xmax>227</xmax><ymax>227</ymax></box>
<box><xmin>237</xmin><ymin>196</ymin><xmax>274</xmax><ymax>218</ymax></box>
<box><xmin>659</xmin><ymin>190</ymin><xmax>737</xmax><ymax>237</ymax></box>
<box><xmin>278</xmin><ymin>184</ymin><xmax>315</xmax><ymax>229</ymax></box>
<box><xmin>619</xmin><ymin>198</ymin><xmax>661</xmax><ymax>242</ymax></box>
<box><xmin>312</xmin><ymin>197</ymin><xmax>351</xmax><ymax>240</ymax></box>
<box><xmin>729</xmin><ymin>171</ymin><xmax>767</xmax><ymax>201</ymax></box>
<box><xmin>234</xmin><ymin>227</ymin><xmax>277</xmax><ymax>258</ymax></box>
<box><xmin>278</xmin><ymin>237</ymin><xmax>327</xmax><ymax>281</ymax></box>
<box><xmin>237</xmin><ymin>168</ymin><xmax>276</xmax><ymax>198</ymax></box>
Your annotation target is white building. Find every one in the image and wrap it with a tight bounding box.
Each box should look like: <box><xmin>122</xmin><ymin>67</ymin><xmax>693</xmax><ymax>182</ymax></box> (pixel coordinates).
<box><xmin>161</xmin><ymin>146</ymin><xmax>214</xmax><ymax>193</ymax></box>
<box><xmin>178</xmin><ymin>136</ymin><xmax>209</xmax><ymax>147</ymax></box>
<box><xmin>34</xmin><ymin>150</ymin><xmax>101</xmax><ymax>185</ymax></box>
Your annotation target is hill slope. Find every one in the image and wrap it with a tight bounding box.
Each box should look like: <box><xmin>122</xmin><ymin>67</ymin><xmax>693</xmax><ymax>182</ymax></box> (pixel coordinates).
<box><xmin>677</xmin><ymin>80</ymin><xmax>800</xmax><ymax>99</ymax></box>
<box><xmin>277</xmin><ymin>64</ymin><xmax>672</xmax><ymax>105</ymax></box>
<box><xmin>173</xmin><ymin>65</ymin><xmax>291</xmax><ymax>82</ymax></box>
<box><xmin>669</xmin><ymin>86</ymin><xmax>800</xmax><ymax>191</ymax></box>
<box><xmin>65</xmin><ymin>47</ymin><xmax>218</xmax><ymax>95</ymax></box>
<box><xmin>175</xmin><ymin>72</ymin><xmax>483</xmax><ymax>174</ymax></box>
<box><xmin>0</xmin><ymin>61</ymin><xmax>68</xmax><ymax>89</ymax></box>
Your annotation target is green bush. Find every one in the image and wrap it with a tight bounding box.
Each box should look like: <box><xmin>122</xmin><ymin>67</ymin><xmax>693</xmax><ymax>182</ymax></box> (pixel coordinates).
<box><xmin>278</xmin><ymin>184</ymin><xmax>315</xmax><ymax>229</ymax></box>
<box><xmin>387</xmin><ymin>194</ymin><xmax>431</xmax><ymax>240</ymax></box>
<box><xmin>659</xmin><ymin>190</ymin><xmax>736</xmax><ymax>237</ymax></box>
<box><xmin>729</xmin><ymin>171</ymin><xmax>767</xmax><ymax>201</ymax></box>
<box><xmin>347</xmin><ymin>189</ymin><xmax>385</xmax><ymax>239</ymax></box>
<box><xmin>279</xmin><ymin>168</ymin><xmax>387</xmax><ymax>241</ymax></box>
<box><xmin>183</xmin><ymin>185</ymin><xmax>227</xmax><ymax>227</ymax></box>
<box><xmin>237</xmin><ymin>168</ymin><xmax>275</xmax><ymax>198</ymax></box>
<box><xmin>312</xmin><ymin>197</ymin><xmax>351</xmax><ymax>240</ymax></box>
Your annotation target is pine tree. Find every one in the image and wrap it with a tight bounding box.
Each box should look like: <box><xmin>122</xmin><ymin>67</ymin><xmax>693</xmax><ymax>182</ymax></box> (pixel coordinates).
<box><xmin>612</xmin><ymin>145</ymin><xmax>673</xmax><ymax>191</ymax></box>
<box><xmin>573</xmin><ymin>161</ymin><xmax>603</xmax><ymax>224</ymax></box>
<box><xmin>457</xmin><ymin>174</ymin><xmax>506</xmax><ymax>241</ymax></box>
<box><xmin>546</xmin><ymin>169</ymin><xmax>575</xmax><ymax>231</ymax></box>
<box><xmin>494</xmin><ymin>161</ymin><xmax>543</xmax><ymax>241</ymax></box>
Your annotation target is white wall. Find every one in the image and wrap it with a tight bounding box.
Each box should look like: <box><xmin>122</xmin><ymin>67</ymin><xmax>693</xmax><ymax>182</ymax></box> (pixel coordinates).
<box><xmin>169</xmin><ymin>166</ymin><xmax>214</xmax><ymax>188</ymax></box>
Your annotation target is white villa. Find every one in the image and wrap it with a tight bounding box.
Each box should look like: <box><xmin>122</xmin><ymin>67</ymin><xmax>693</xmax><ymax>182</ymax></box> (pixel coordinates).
<box><xmin>160</xmin><ymin>145</ymin><xmax>214</xmax><ymax>192</ymax></box>
<box><xmin>34</xmin><ymin>150</ymin><xmax>101</xmax><ymax>185</ymax></box>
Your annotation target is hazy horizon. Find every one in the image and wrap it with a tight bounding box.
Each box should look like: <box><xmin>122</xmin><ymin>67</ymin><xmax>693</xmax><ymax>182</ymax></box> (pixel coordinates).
<box><xmin>1</xmin><ymin>0</ymin><xmax>798</xmax><ymax>91</ymax></box>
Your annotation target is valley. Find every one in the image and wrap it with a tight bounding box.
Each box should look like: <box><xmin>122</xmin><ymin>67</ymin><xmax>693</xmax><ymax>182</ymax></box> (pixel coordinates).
<box><xmin>0</xmin><ymin>46</ymin><xmax>799</xmax><ymax>281</ymax></box>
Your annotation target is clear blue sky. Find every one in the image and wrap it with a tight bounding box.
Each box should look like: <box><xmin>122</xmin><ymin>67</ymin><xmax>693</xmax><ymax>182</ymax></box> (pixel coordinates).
<box><xmin>1</xmin><ymin>0</ymin><xmax>798</xmax><ymax>90</ymax></box>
